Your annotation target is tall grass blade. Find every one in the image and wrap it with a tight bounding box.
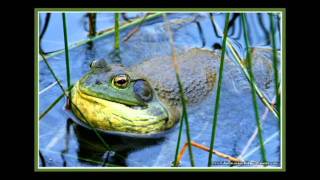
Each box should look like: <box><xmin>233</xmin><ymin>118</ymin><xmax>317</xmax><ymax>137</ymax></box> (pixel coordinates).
<box><xmin>241</xmin><ymin>14</ymin><xmax>267</xmax><ymax>165</ymax></box>
<box><xmin>163</xmin><ymin>13</ymin><xmax>195</xmax><ymax>167</ymax></box>
<box><xmin>62</xmin><ymin>13</ymin><xmax>71</xmax><ymax>88</ymax></box>
<box><xmin>39</xmin><ymin>93</ymin><xmax>65</xmax><ymax>120</ymax></box>
<box><xmin>114</xmin><ymin>13</ymin><xmax>120</xmax><ymax>51</ymax></box>
<box><xmin>88</xmin><ymin>13</ymin><xmax>97</xmax><ymax>37</ymax></box>
<box><xmin>209</xmin><ymin>14</ymin><xmax>279</xmax><ymax>120</ymax></box>
<box><xmin>40</xmin><ymin>53</ymin><xmax>65</xmax><ymax>95</ymax></box>
<box><xmin>269</xmin><ymin>13</ymin><xmax>280</xmax><ymax>113</ymax></box>
<box><xmin>207</xmin><ymin>13</ymin><xmax>230</xmax><ymax>167</ymax></box>
<box><xmin>173</xmin><ymin>110</ymin><xmax>185</xmax><ymax>166</ymax></box>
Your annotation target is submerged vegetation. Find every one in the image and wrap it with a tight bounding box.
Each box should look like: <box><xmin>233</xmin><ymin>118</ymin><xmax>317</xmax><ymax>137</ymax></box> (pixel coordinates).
<box><xmin>38</xmin><ymin>11</ymin><xmax>282</xmax><ymax>168</ymax></box>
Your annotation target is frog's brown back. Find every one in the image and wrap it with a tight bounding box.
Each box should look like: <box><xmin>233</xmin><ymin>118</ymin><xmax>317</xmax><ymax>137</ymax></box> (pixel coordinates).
<box><xmin>130</xmin><ymin>48</ymin><xmax>220</xmax><ymax>107</ymax></box>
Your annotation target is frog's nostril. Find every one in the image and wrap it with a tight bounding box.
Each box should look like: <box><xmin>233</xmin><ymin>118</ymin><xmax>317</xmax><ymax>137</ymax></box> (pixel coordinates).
<box><xmin>95</xmin><ymin>80</ymin><xmax>102</xmax><ymax>85</ymax></box>
<box><xmin>134</xmin><ymin>80</ymin><xmax>153</xmax><ymax>102</ymax></box>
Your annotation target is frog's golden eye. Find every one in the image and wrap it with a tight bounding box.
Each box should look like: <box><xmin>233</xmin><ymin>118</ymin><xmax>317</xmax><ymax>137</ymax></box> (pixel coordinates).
<box><xmin>112</xmin><ymin>74</ymin><xmax>130</xmax><ymax>88</ymax></box>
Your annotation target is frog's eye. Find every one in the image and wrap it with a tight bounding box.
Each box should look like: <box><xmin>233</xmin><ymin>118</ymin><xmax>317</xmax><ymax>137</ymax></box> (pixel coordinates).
<box><xmin>112</xmin><ymin>74</ymin><xmax>130</xmax><ymax>88</ymax></box>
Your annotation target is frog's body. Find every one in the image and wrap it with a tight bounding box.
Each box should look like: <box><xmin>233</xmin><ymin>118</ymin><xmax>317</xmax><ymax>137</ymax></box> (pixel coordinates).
<box><xmin>71</xmin><ymin>47</ymin><xmax>276</xmax><ymax>135</ymax></box>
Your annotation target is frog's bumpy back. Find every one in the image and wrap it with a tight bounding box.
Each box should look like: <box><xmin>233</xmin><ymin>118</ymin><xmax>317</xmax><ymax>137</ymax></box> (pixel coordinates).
<box><xmin>131</xmin><ymin>48</ymin><xmax>220</xmax><ymax>107</ymax></box>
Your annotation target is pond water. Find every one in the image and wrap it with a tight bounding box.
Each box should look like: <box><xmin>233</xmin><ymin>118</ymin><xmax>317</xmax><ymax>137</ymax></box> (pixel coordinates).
<box><xmin>38</xmin><ymin>12</ymin><xmax>282</xmax><ymax>167</ymax></box>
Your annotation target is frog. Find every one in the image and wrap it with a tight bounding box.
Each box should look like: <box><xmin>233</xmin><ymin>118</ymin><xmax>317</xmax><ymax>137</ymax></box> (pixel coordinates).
<box><xmin>70</xmin><ymin>47</ymin><xmax>277</xmax><ymax>136</ymax></box>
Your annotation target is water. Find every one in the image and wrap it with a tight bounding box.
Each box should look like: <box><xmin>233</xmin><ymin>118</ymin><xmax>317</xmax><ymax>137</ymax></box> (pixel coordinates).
<box><xmin>38</xmin><ymin>12</ymin><xmax>282</xmax><ymax>167</ymax></box>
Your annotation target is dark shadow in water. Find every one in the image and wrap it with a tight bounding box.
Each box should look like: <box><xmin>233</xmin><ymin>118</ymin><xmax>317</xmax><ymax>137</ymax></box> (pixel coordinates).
<box><xmin>60</xmin><ymin>118</ymin><xmax>73</xmax><ymax>167</ymax></box>
<box><xmin>194</xmin><ymin>21</ymin><xmax>206</xmax><ymax>48</ymax></box>
<box><xmin>257</xmin><ymin>13</ymin><xmax>271</xmax><ymax>46</ymax></box>
<box><xmin>72</xmin><ymin>122</ymin><xmax>165</xmax><ymax>167</ymax></box>
<box><xmin>209</xmin><ymin>13</ymin><xmax>222</xmax><ymax>39</ymax></box>
<box><xmin>227</xmin><ymin>13</ymin><xmax>243</xmax><ymax>41</ymax></box>
<box><xmin>121</xmin><ymin>13</ymin><xmax>132</xmax><ymax>22</ymax></box>
<box><xmin>39</xmin><ymin>150</ymin><xmax>46</xmax><ymax>167</ymax></box>
<box><xmin>39</xmin><ymin>13</ymin><xmax>51</xmax><ymax>54</ymax></box>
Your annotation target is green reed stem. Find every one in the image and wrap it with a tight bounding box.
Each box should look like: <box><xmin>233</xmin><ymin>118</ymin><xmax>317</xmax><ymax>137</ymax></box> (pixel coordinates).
<box><xmin>173</xmin><ymin>108</ymin><xmax>185</xmax><ymax>166</ymax></box>
<box><xmin>88</xmin><ymin>13</ymin><xmax>97</xmax><ymax>37</ymax></box>
<box><xmin>227</xmin><ymin>43</ymin><xmax>279</xmax><ymax>119</ymax></box>
<box><xmin>208</xmin><ymin>13</ymin><xmax>230</xmax><ymax>167</ymax></box>
<box><xmin>209</xmin><ymin>14</ymin><xmax>279</xmax><ymax>120</ymax></box>
<box><xmin>40</xmin><ymin>53</ymin><xmax>66</xmax><ymax>96</ymax></box>
<box><xmin>163</xmin><ymin>13</ymin><xmax>195</xmax><ymax>167</ymax></box>
<box><xmin>39</xmin><ymin>93</ymin><xmax>65</xmax><ymax>120</ymax></box>
<box><xmin>40</xmin><ymin>13</ymin><xmax>163</xmax><ymax>61</ymax></box>
<box><xmin>40</xmin><ymin>55</ymin><xmax>113</xmax><ymax>157</ymax></box>
<box><xmin>62</xmin><ymin>13</ymin><xmax>71</xmax><ymax>88</ymax></box>
<box><xmin>176</xmin><ymin>74</ymin><xmax>195</xmax><ymax>167</ymax></box>
<box><xmin>269</xmin><ymin>13</ymin><xmax>280</xmax><ymax>113</ymax></box>
<box><xmin>241</xmin><ymin>14</ymin><xmax>267</xmax><ymax>165</ymax></box>
<box><xmin>114</xmin><ymin>13</ymin><xmax>120</xmax><ymax>51</ymax></box>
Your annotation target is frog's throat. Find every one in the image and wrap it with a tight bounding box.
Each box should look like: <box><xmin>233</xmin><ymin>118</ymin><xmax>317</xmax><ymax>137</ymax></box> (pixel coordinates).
<box><xmin>70</xmin><ymin>82</ymin><xmax>173</xmax><ymax>134</ymax></box>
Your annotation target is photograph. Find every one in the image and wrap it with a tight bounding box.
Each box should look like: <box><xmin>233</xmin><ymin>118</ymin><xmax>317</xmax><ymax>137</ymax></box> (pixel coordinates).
<box><xmin>35</xmin><ymin>9</ymin><xmax>285</xmax><ymax>171</ymax></box>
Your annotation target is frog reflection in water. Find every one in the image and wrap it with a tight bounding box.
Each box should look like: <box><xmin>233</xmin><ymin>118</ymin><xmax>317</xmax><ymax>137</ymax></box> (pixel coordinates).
<box><xmin>70</xmin><ymin>47</ymin><xmax>277</xmax><ymax>165</ymax></box>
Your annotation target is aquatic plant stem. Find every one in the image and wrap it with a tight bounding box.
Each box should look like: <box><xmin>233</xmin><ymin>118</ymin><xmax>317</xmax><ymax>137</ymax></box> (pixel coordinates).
<box><xmin>39</xmin><ymin>93</ymin><xmax>65</xmax><ymax>120</ymax></box>
<box><xmin>177</xmin><ymin>74</ymin><xmax>195</xmax><ymax>167</ymax></box>
<box><xmin>114</xmin><ymin>13</ymin><xmax>120</xmax><ymax>51</ymax></box>
<box><xmin>238</xmin><ymin>96</ymin><xmax>276</xmax><ymax>160</ymax></box>
<box><xmin>241</xmin><ymin>14</ymin><xmax>267</xmax><ymax>165</ymax></box>
<box><xmin>269</xmin><ymin>13</ymin><xmax>280</xmax><ymax>113</ymax></box>
<box><xmin>178</xmin><ymin>141</ymin><xmax>242</xmax><ymax>163</ymax></box>
<box><xmin>209</xmin><ymin>14</ymin><xmax>279</xmax><ymax>120</ymax></box>
<box><xmin>88</xmin><ymin>13</ymin><xmax>97</xmax><ymax>37</ymax></box>
<box><xmin>227</xmin><ymin>43</ymin><xmax>279</xmax><ymax>119</ymax></box>
<box><xmin>39</xmin><ymin>55</ymin><xmax>114</xmax><ymax>159</ymax></box>
<box><xmin>163</xmin><ymin>13</ymin><xmax>195</xmax><ymax>167</ymax></box>
<box><xmin>62</xmin><ymin>13</ymin><xmax>71</xmax><ymax>88</ymax></box>
<box><xmin>173</xmin><ymin>109</ymin><xmax>185</xmax><ymax>166</ymax></box>
<box><xmin>207</xmin><ymin>13</ymin><xmax>230</xmax><ymax>167</ymax></box>
<box><xmin>123</xmin><ymin>13</ymin><xmax>149</xmax><ymax>42</ymax></box>
<box><xmin>39</xmin><ymin>80</ymin><xmax>60</xmax><ymax>95</ymax></box>
<box><xmin>40</xmin><ymin>53</ymin><xmax>66</xmax><ymax>96</ymax></box>
<box><xmin>40</xmin><ymin>13</ymin><xmax>163</xmax><ymax>61</ymax></box>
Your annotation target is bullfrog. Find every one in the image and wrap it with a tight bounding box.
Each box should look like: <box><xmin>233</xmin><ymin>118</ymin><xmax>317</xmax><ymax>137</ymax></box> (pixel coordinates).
<box><xmin>70</xmin><ymin>47</ymin><xmax>277</xmax><ymax>136</ymax></box>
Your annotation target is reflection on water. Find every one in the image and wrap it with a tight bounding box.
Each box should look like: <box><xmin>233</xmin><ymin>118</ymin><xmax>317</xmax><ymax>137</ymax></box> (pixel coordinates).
<box><xmin>39</xmin><ymin>12</ymin><xmax>282</xmax><ymax>167</ymax></box>
<box><xmin>72</xmin><ymin>121</ymin><xmax>165</xmax><ymax>166</ymax></box>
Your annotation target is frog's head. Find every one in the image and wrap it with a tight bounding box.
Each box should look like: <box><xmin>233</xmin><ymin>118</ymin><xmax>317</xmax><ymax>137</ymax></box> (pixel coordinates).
<box><xmin>71</xmin><ymin>59</ymin><xmax>179</xmax><ymax>135</ymax></box>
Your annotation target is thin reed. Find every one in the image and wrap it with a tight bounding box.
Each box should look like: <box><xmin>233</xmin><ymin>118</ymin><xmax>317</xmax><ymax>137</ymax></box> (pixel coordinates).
<box><xmin>207</xmin><ymin>13</ymin><xmax>230</xmax><ymax>167</ymax></box>
<box><xmin>241</xmin><ymin>14</ymin><xmax>267</xmax><ymax>165</ymax></box>
<box><xmin>39</xmin><ymin>13</ymin><xmax>163</xmax><ymax>61</ymax></box>
<box><xmin>269</xmin><ymin>13</ymin><xmax>280</xmax><ymax>112</ymax></box>
<box><xmin>209</xmin><ymin>14</ymin><xmax>279</xmax><ymax>120</ymax></box>
<box><xmin>163</xmin><ymin>13</ymin><xmax>195</xmax><ymax>167</ymax></box>
<box><xmin>62</xmin><ymin>13</ymin><xmax>71</xmax><ymax>88</ymax></box>
<box><xmin>114</xmin><ymin>13</ymin><xmax>120</xmax><ymax>51</ymax></box>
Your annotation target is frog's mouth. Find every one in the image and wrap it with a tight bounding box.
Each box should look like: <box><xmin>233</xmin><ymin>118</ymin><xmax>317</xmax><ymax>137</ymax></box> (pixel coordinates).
<box><xmin>70</xmin><ymin>82</ymin><xmax>176</xmax><ymax>134</ymax></box>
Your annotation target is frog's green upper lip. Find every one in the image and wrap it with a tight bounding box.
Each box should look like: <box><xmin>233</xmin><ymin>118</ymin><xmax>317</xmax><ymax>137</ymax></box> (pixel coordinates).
<box><xmin>71</xmin><ymin>82</ymin><xmax>171</xmax><ymax>134</ymax></box>
<box><xmin>78</xmin><ymin>84</ymin><xmax>146</xmax><ymax>107</ymax></box>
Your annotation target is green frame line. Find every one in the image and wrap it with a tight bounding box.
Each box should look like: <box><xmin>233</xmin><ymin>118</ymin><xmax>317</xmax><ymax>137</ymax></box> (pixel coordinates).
<box><xmin>34</xmin><ymin>8</ymin><xmax>286</xmax><ymax>172</ymax></box>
